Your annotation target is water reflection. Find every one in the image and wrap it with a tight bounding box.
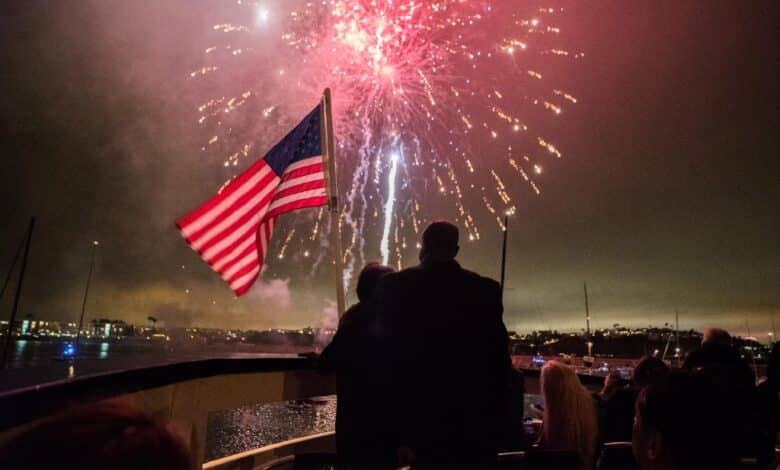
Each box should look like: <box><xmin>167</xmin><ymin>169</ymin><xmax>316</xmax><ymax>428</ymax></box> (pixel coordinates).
<box><xmin>14</xmin><ymin>339</ymin><xmax>27</xmax><ymax>359</ymax></box>
<box><xmin>205</xmin><ymin>394</ymin><xmax>544</xmax><ymax>461</ymax></box>
<box><xmin>206</xmin><ymin>396</ymin><xmax>336</xmax><ymax>461</ymax></box>
<box><xmin>99</xmin><ymin>342</ymin><xmax>109</xmax><ymax>359</ymax></box>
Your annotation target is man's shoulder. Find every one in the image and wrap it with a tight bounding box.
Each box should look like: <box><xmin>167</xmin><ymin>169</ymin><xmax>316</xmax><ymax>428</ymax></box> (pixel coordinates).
<box><xmin>460</xmin><ymin>267</ymin><xmax>501</xmax><ymax>290</ymax></box>
<box><xmin>339</xmin><ymin>302</ymin><xmax>362</xmax><ymax>322</ymax></box>
<box><xmin>379</xmin><ymin>263</ymin><xmax>499</xmax><ymax>294</ymax></box>
<box><xmin>336</xmin><ymin>303</ymin><xmax>360</xmax><ymax>329</ymax></box>
<box><xmin>382</xmin><ymin>265</ymin><xmax>425</xmax><ymax>283</ymax></box>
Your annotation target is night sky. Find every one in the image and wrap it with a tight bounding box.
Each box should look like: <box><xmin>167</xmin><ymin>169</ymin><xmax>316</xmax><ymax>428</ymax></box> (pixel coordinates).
<box><xmin>1</xmin><ymin>1</ymin><xmax>777</xmax><ymax>338</ymax></box>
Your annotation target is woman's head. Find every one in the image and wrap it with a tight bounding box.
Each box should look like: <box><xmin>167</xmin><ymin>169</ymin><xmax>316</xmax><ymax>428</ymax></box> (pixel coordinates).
<box><xmin>541</xmin><ymin>361</ymin><xmax>598</xmax><ymax>469</ymax></box>
<box><xmin>0</xmin><ymin>402</ymin><xmax>192</xmax><ymax>470</ymax></box>
<box><xmin>356</xmin><ymin>262</ymin><xmax>395</xmax><ymax>302</ymax></box>
<box><xmin>632</xmin><ymin>356</ymin><xmax>670</xmax><ymax>389</ymax></box>
<box><xmin>541</xmin><ymin>360</ymin><xmax>585</xmax><ymax>402</ymax></box>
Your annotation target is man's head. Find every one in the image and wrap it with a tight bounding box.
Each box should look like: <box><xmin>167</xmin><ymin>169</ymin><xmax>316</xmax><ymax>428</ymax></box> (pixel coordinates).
<box><xmin>632</xmin><ymin>355</ymin><xmax>670</xmax><ymax>389</ymax></box>
<box><xmin>356</xmin><ymin>262</ymin><xmax>394</xmax><ymax>302</ymax></box>
<box><xmin>702</xmin><ymin>327</ymin><xmax>731</xmax><ymax>346</ymax></box>
<box><xmin>419</xmin><ymin>221</ymin><xmax>459</xmax><ymax>262</ymax></box>
<box><xmin>632</xmin><ymin>370</ymin><xmax>740</xmax><ymax>470</ymax></box>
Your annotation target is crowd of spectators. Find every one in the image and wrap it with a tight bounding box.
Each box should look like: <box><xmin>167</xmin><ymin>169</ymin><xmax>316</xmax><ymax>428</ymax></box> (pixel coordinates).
<box><xmin>320</xmin><ymin>222</ymin><xmax>779</xmax><ymax>469</ymax></box>
<box><xmin>0</xmin><ymin>221</ymin><xmax>777</xmax><ymax>469</ymax></box>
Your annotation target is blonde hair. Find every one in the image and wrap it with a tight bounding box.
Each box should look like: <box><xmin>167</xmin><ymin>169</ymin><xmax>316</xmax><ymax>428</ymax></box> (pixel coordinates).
<box><xmin>541</xmin><ymin>360</ymin><xmax>599</xmax><ymax>470</ymax></box>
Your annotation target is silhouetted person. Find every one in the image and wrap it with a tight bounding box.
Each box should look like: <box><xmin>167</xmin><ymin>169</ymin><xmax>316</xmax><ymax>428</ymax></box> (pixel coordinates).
<box><xmin>755</xmin><ymin>342</ymin><xmax>779</xmax><ymax>467</ymax></box>
<box><xmin>320</xmin><ymin>262</ymin><xmax>395</xmax><ymax>468</ymax></box>
<box><xmin>683</xmin><ymin>327</ymin><xmax>758</xmax><ymax>461</ymax></box>
<box><xmin>701</xmin><ymin>327</ymin><xmax>732</xmax><ymax>346</ymax></box>
<box><xmin>600</xmin><ymin>356</ymin><xmax>670</xmax><ymax>442</ymax></box>
<box><xmin>632</xmin><ymin>370</ymin><xmax>741</xmax><ymax>470</ymax></box>
<box><xmin>372</xmin><ymin>221</ymin><xmax>511</xmax><ymax>468</ymax></box>
<box><xmin>684</xmin><ymin>328</ymin><xmax>749</xmax><ymax>380</ymax></box>
<box><xmin>0</xmin><ymin>402</ymin><xmax>192</xmax><ymax>470</ymax></box>
<box><xmin>501</xmin><ymin>365</ymin><xmax>527</xmax><ymax>451</ymax></box>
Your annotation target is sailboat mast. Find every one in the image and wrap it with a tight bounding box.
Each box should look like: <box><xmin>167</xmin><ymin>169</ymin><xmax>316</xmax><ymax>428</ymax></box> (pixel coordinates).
<box><xmin>584</xmin><ymin>283</ymin><xmax>591</xmax><ymax>337</ymax></box>
<box><xmin>1</xmin><ymin>217</ymin><xmax>35</xmax><ymax>369</ymax></box>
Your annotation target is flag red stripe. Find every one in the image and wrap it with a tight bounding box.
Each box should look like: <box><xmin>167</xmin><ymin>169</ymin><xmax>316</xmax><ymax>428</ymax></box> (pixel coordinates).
<box><xmin>185</xmin><ymin>169</ymin><xmax>278</xmax><ymax>246</ymax></box>
<box><xmin>267</xmin><ymin>196</ymin><xmax>329</xmax><ymax>219</ymax></box>
<box><xmin>218</xmin><ymin>239</ymin><xmax>258</xmax><ymax>277</ymax></box>
<box><xmin>196</xmin><ymin>194</ymin><xmax>273</xmax><ymax>258</ymax></box>
<box><xmin>177</xmin><ymin>159</ymin><xmax>267</xmax><ymax>230</ymax></box>
<box><xmin>231</xmin><ymin>266</ymin><xmax>260</xmax><ymax>295</ymax></box>
<box><xmin>201</xmin><ymin>211</ymin><xmax>264</xmax><ymax>266</ymax></box>
<box><xmin>272</xmin><ymin>179</ymin><xmax>326</xmax><ymax>202</ymax></box>
<box><xmin>211</xmin><ymin>230</ymin><xmax>256</xmax><ymax>272</ymax></box>
<box><xmin>223</xmin><ymin>256</ymin><xmax>261</xmax><ymax>284</ymax></box>
<box><xmin>280</xmin><ymin>162</ymin><xmax>324</xmax><ymax>181</ymax></box>
<box><xmin>233</xmin><ymin>277</ymin><xmax>257</xmax><ymax>296</ymax></box>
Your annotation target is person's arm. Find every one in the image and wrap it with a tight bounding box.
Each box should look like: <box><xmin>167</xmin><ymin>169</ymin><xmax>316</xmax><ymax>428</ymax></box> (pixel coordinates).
<box><xmin>600</xmin><ymin>372</ymin><xmax>624</xmax><ymax>400</ymax></box>
<box><xmin>318</xmin><ymin>312</ymin><xmax>351</xmax><ymax>372</ymax></box>
<box><xmin>485</xmin><ymin>279</ymin><xmax>512</xmax><ymax>426</ymax></box>
<box><xmin>489</xmin><ymin>279</ymin><xmax>511</xmax><ymax>373</ymax></box>
<box><xmin>318</xmin><ymin>332</ymin><xmax>339</xmax><ymax>372</ymax></box>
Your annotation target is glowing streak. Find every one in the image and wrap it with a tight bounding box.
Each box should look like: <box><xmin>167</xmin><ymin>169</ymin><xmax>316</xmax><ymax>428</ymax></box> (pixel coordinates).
<box><xmin>380</xmin><ymin>152</ymin><xmax>400</xmax><ymax>265</ymax></box>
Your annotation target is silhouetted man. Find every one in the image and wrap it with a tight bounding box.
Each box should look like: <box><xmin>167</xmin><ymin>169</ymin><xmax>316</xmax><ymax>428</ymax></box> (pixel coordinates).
<box><xmin>320</xmin><ymin>262</ymin><xmax>395</xmax><ymax>468</ymax></box>
<box><xmin>600</xmin><ymin>356</ymin><xmax>670</xmax><ymax>442</ymax></box>
<box><xmin>683</xmin><ymin>327</ymin><xmax>758</xmax><ymax>461</ymax></box>
<box><xmin>633</xmin><ymin>370</ymin><xmax>741</xmax><ymax>470</ymax></box>
<box><xmin>755</xmin><ymin>343</ymin><xmax>780</xmax><ymax>467</ymax></box>
<box><xmin>373</xmin><ymin>221</ymin><xmax>511</xmax><ymax>468</ymax></box>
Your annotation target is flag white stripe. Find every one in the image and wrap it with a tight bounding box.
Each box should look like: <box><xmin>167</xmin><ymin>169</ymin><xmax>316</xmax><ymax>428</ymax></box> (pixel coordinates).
<box><xmin>212</xmin><ymin>233</ymin><xmax>256</xmax><ymax>271</ymax></box>
<box><xmin>259</xmin><ymin>221</ymin><xmax>269</xmax><ymax>260</ymax></box>
<box><xmin>268</xmin><ymin>188</ymin><xmax>327</xmax><ymax>212</ymax></box>
<box><xmin>190</xmin><ymin>175</ymin><xmax>279</xmax><ymax>250</ymax></box>
<box><xmin>221</xmin><ymin>249</ymin><xmax>258</xmax><ymax>281</ymax></box>
<box><xmin>222</xmin><ymin>217</ymin><xmax>275</xmax><ymax>282</ymax></box>
<box><xmin>180</xmin><ymin>165</ymin><xmax>272</xmax><ymax>237</ymax></box>
<box><xmin>202</xmin><ymin>200</ymin><xmax>271</xmax><ymax>261</ymax></box>
<box><xmin>284</xmin><ymin>156</ymin><xmax>323</xmax><ymax>174</ymax></box>
<box><xmin>230</xmin><ymin>266</ymin><xmax>260</xmax><ymax>290</ymax></box>
<box><xmin>276</xmin><ymin>171</ymin><xmax>326</xmax><ymax>193</ymax></box>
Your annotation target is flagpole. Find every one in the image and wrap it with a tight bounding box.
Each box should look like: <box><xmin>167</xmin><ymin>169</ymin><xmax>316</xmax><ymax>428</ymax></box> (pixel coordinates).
<box><xmin>321</xmin><ymin>88</ymin><xmax>346</xmax><ymax>317</ymax></box>
<box><xmin>0</xmin><ymin>231</ymin><xmax>25</xmax><ymax>302</ymax></box>
<box><xmin>75</xmin><ymin>240</ymin><xmax>99</xmax><ymax>356</ymax></box>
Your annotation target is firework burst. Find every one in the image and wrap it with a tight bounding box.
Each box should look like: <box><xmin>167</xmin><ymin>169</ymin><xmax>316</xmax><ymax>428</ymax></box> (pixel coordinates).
<box><xmin>192</xmin><ymin>0</ymin><xmax>582</xmax><ymax>288</ymax></box>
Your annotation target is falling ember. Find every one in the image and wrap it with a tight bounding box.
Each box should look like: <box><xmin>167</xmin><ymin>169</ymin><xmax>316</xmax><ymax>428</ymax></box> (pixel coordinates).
<box><xmin>194</xmin><ymin>1</ymin><xmax>581</xmax><ymax>286</ymax></box>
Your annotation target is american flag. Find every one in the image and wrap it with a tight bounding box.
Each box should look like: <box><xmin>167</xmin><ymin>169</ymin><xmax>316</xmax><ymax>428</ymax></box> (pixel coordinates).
<box><xmin>177</xmin><ymin>104</ymin><xmax>327</xmax><ymax>295</ymax></box>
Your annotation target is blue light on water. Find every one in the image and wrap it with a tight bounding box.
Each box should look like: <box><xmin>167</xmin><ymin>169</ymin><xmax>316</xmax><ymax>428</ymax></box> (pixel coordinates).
<box><xmin>99</xmin><ymin>342</ymin><xmax>109</xmax><ymax>359</ymax></box>
<box><xmin>62</xmin><ymin>343</ymin><xmax>76</xmax><ymax>357</ymax></box>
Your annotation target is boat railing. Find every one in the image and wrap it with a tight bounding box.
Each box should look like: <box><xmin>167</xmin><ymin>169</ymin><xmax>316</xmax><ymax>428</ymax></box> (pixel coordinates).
<box><xmin>0</xmin><ymin>356</ymin><xmax>613</xmax><ymax>468</ymax></box>
<box><xmin>0</xmin><ymin>355</ymin><xmax>335</xmax><ymax>467</ymax></box>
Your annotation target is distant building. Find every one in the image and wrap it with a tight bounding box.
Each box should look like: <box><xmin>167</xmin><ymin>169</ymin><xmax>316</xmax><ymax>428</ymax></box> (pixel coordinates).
<box><xmin>88</xmin><ymin>319</ymin><xmax>129</xmax><ymax>337</ymax></box>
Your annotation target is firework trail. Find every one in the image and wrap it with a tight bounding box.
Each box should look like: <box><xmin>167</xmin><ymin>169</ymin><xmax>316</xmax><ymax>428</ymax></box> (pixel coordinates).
<box><xmin>191</xmin><ymin>0</ymin><xmax>582</xmax><ymax>289</ymax></box>
<box><xmin>381</xmin><ymin>148</ymin><xmax>400</xmax><ymax>265</ymax></box>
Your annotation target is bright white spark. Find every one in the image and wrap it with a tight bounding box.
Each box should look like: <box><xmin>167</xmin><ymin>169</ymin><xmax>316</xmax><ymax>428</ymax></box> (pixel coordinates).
<box><xmin>380</xmin><ymin>151</ymin><xmax>400</xmax><ymax>265</ymax></box>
